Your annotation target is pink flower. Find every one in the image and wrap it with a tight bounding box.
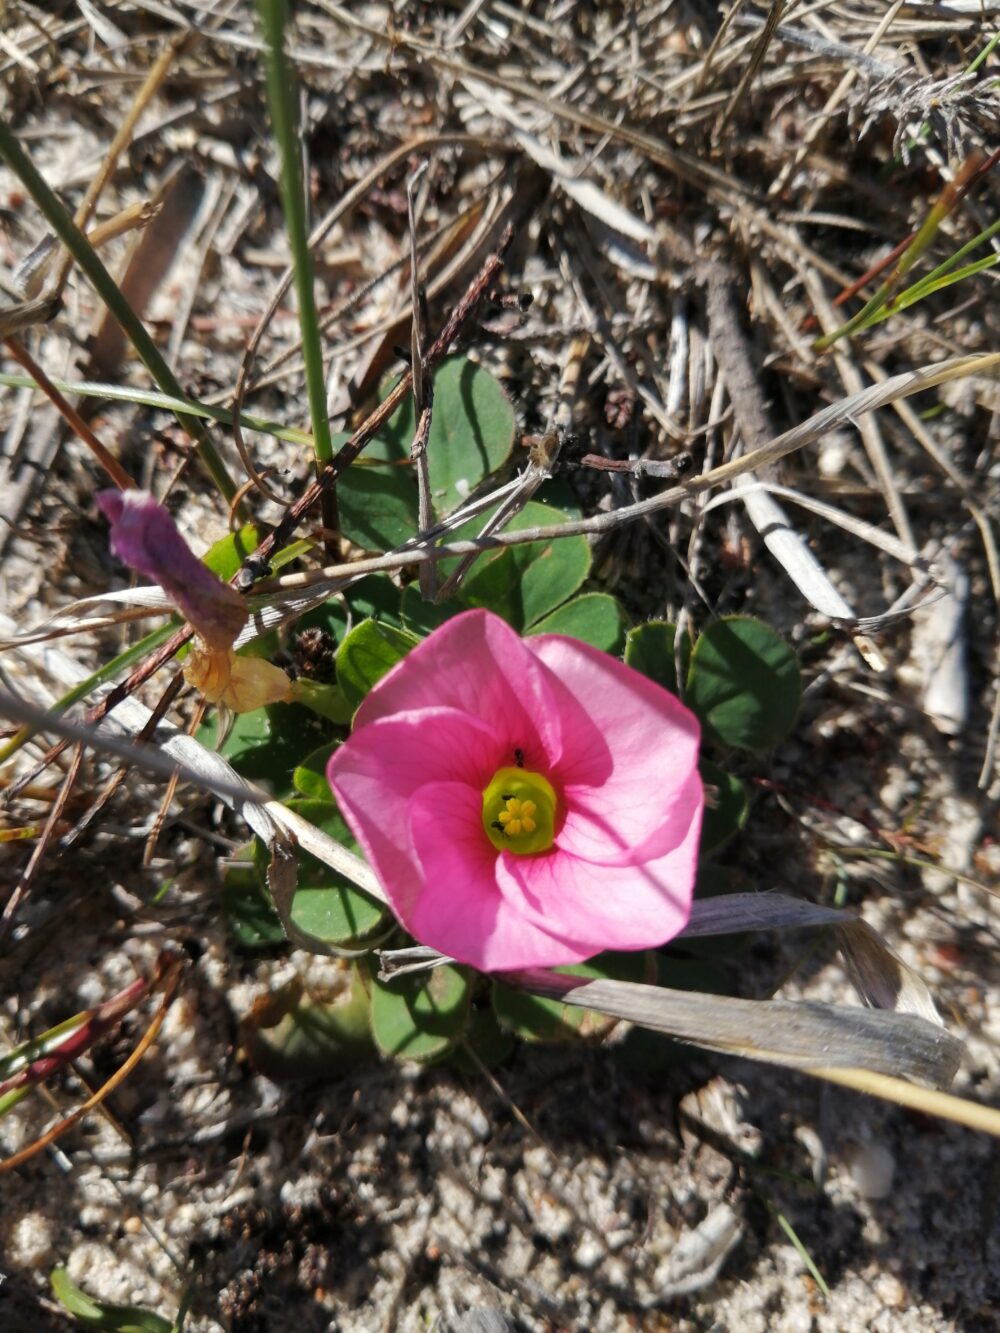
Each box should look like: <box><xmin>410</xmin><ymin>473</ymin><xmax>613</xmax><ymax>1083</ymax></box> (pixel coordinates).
<box><xmin>327</xmin><ymin>609</ymin><xmax>703</xmax><ymax>971</ymax></box>
<box><xmin>97</xmin><ymin>489</ymin><xmax>247</xmax><ymax>650</ymax></box>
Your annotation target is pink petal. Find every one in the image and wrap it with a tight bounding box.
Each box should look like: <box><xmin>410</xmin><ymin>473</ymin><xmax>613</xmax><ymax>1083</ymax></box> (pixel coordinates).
<box><xmin>352</xmin><ymin>609</ymin><xmax>563</xmax><ymax>773</ymax></box>
<box><xmin>329</xmin><ymin>705</ymin><xmax>502</xmax><ymax>797</ymax></box>
<box><xmin>328</xmin><ymin>707</ymin><xmax>505</xmax><ymax>922</ymax></box>
<box><xmin>526</xmin><ymin>633</ymin><xmax>701</xmax><ymax>865</ymax></box>
<box><xmin>97</xmin><ymin>490</ymin><xmax>246</xmax><ymax>650</ymax></box>
<box><xmin>495</xmin><ymin>768</ymin><xmax>702</xmax><ymax>951</ymax></box>
<box><xmin>406</xmin><ymin>784</ymin><xmax>598</xmax><ymax>970</ymax></box>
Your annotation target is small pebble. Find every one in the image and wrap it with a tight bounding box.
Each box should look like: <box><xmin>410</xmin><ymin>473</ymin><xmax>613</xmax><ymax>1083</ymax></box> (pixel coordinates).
<box><xmin>9</xmin><ymin>1211</ymin><xmax>53</xmax><ymax>1267</ymax></box>
<box><xmin>846</xmin><ymin>1142</ymin><xmax>895</xmax><ymax>1199</ymax></box>
<box><xmin>875</xmin><ymin>1272</ymin><xmax>906</xmax><ymax>1308</ymax></box>
<box><xmin>573</xmin><ymin>1237</ymin><xmax>604</xmax><ymax>1270</ymax></box>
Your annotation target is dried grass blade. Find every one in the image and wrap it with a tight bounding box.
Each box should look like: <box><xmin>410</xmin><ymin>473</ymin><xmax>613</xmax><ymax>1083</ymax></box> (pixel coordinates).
<box><xmin>509</xmin><ymin>970</ymin><xmax>963</xmax><ymax>1087</ymax></box>
<box><xmin>703</xmin><ymin>261</ymin><xmax>880</xmax><ymax>651</ymax></box>
<box><xmin>263</xmin><ymin>835</ymin><xmax>381</xmax><ymax>960</ymax></box>
<box><xmin>0</xmin><ymin>295</ymin><xmax>60</xmax><ymax>337</ymax></box>
<box><xmin>87</xmin><ymin>167</ymin><xmax>205</xmax><ymax>381</ymax></box>
<box><xmin>683</xmin><ymin>892</ymin><xmax>851</xmax><ymax>937</ymax></box>
<box><xmin>732</xmin><ymin>477</ymin><xmax>859</xmax><ymax>621</ymax></box>
<box><xmin>836</xmin><ymin>919</ymin><xmax>945</xmax><ymax>1026</ymax></box>
<box><xmin>106</xmin><ymin>712</ymin><xmax>382</xmax><ymax>899</ymax></box>
<box><xmin>461</xmin><ymin>79</ymin><xmax>657</xmax><ymax>252</ymax></box>
<box><xmin>704</xmin><ymin>482</ymin><xmax>921</xmax><ymax>567</ymax></box>
<box><xmin>0</xmin><ymin>589</ymin><xmax>174</xmax><ymax>649</ymax></box>
<box><xmin>264</xmin><ymin>798</ymin><xmax>384</xmax><ymax>903</ymax></box>
<box><xmin>810</xmin><ymin>1068</ymin><xmax>1000</xmax><ymax>1140</ymax></box>
<box><xmin>0</xmin><ymin>688</ymin><xmax>265</xmax><ymax>808</ymax></box>
<box><xmin>804</xmin><ymin>271</ymin><xmax>914</xmax><ymax>549</ymax></box>
<box><xmin>51</xmin><ymin>33</ymin><xmax>185</xmax><ymax>298</ymax></box>
<box><xmin>668</xmin><ymin>352</ymin><xmax>1000</xmax><ymax>512</ymax></box>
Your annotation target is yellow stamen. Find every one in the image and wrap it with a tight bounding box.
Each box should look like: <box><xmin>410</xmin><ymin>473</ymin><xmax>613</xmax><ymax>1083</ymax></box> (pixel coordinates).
<box><xmin>482</xmin><ymin>766</ymin><xmax>557</xmax><ymax>855</ymax></box>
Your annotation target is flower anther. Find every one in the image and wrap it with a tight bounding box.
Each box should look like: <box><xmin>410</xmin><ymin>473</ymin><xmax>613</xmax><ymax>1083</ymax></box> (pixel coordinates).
<box><xmin>482</xmin><ymin>766</ymin><xmax>557</xmax><ymax>853</ymax></box>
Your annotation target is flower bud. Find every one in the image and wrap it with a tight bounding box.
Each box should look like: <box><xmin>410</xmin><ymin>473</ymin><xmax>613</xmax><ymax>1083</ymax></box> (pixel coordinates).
<box><xmin>97</xmin><ymin>490</ymin><xmax>247</xmax><ymax>650</ymax></box>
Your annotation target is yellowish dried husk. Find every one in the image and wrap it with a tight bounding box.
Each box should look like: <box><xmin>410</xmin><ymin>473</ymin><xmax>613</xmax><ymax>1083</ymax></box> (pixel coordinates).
<box><xmin>184</xmin><ymin>643</ymin><xmax>292</xmax><ymax>712</ymax></box>
<box><xmin>224</xmin><ymin>654</ymin><xmax>293</xmax><ymax>712</ymax></box>
<box><xmin>183</xmin><ymin>643</ymin><xmax>232</xmax><ymax>703</ymax></box>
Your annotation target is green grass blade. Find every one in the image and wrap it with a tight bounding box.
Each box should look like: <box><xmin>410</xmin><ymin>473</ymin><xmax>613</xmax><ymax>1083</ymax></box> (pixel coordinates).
<box><xmin>814</xmin><ymin>159</ymin><xmax>994</xmax><ymax>351</ymax></box>
<box><xmin>0</xmin><ymin>1087</ymin><xmax>31</xmax><ymax>1117</ymax></box>
<box><xmin>254</xmin><ymin>0</ymin><xmax>334</xmax><ymax>469</ymax></box>
<box><xmin>773</xmin><ymin>1208</ymin><xmax>831</xmax><ymax>1298</ymax></box>
<box><xmin>0</xmin><ymin>117</ymin><xmax>239</xmax><ymax>504</ymax></box>
<box><xmin>0</xmin><ymin>372</ymin><xmax>317</xmax><ymax>449</ymax></box>
<box><xmin>867</xmin><ymin>252</ymin><xmax>1000</xmax><ymax>324</ymax></box>
<box><xmin>966</xmin><ymin>28</ymin><xmax>1000</xmax><ymax>76</ymax></box>
<box><xmin>0</xmin><ymin>1014</ymin><xmax>90</xmax><ymax>1080</ymax></box>
<box><xmin>839</xmin><ymin>213</ymin><xmax>1000</xmax><ymax>334</ymax></box>
<box><xmin>814</xmin><ymin>193</ymin><xmax>959</xmax><ymax>350</ymax></box>
<box><xmin>884</xmin><ymin>214</ymin><xmax>1000</xmax><ymax>302</ymax></box>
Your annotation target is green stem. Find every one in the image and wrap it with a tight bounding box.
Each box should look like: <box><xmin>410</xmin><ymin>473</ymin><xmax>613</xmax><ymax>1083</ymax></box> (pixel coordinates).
<box><xmin>867</xmin><ymin>250</ymin><xmax>1000</xmax><ymax>324</ymax></box>
<box><xmin>883</xmin><ymin>214</ymin><xmax>1000</xmax><ymax>308</ymax></box>
<box><xmin>966</xmin><ymin>28</ymin><xmax>1000</xmax><ymax>76</ymax></box>
<box><xmin>254</xmin><ymin>0</ymin><xmax>334</xmax><ymax>470</ymax></box>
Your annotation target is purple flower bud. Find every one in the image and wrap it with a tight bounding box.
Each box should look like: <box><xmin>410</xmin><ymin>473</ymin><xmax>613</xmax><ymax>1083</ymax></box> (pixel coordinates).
<box><xmin>97</xmin><ymin>490</ymin><xmax>247</xmax><ymax>650</ymax></box>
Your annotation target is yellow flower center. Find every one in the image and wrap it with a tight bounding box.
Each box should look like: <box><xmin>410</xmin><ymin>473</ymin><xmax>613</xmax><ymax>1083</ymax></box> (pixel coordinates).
<box><xmin>482</xmin><ymin>765</ymin><xmax>557</xmax><ymax>855</ymax></box>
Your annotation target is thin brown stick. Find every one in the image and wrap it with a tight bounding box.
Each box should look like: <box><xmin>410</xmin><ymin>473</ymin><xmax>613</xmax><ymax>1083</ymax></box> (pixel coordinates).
<box><xmin>63</xmin><ymin>670</ymin><xmax>187</xmax><ymax>854</ymax></box>
<box><xmin>411</xmin><ymin>402</ymin><xmax>436</xmax><ymax>601</ymax></box>
<box><xmin>143</xmin><ymin>695</ymin><xmax>205</xmax><ymax>866</ymax></box>
<box><xmin>408</xmin><ymin>159</ymin><xmax>436</xmax><ymax>600</ymax></box>
<box><xmin>0</xmin><ymin>743</ymin><xmax>84</xmax><ymax>949</ymax></box>
<box><xmin>236</xmin><ymin>223</ymin><xmax>514</xmax><ymax>587</ymax></box>
<box><xmin>2</xmin><ymin>336</ymin><xmax>135</xmax><ymax>490</ymax></box>
<box><xmin>576</xmin><ymin>452</ymin><xmax>693</xmax><ymax>479</ymax></box>
<box><xmin>714</xmin><ymin>0</ymin><xmax>784</xmax><ymax>140</ymax></box>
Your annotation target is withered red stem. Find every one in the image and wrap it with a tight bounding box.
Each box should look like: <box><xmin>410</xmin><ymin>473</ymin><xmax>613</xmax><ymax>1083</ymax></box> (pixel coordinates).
<box><xmin>0</xmin><ymin>950</ymin><xmax>179</xmax><ymax>1099</ymax></box>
